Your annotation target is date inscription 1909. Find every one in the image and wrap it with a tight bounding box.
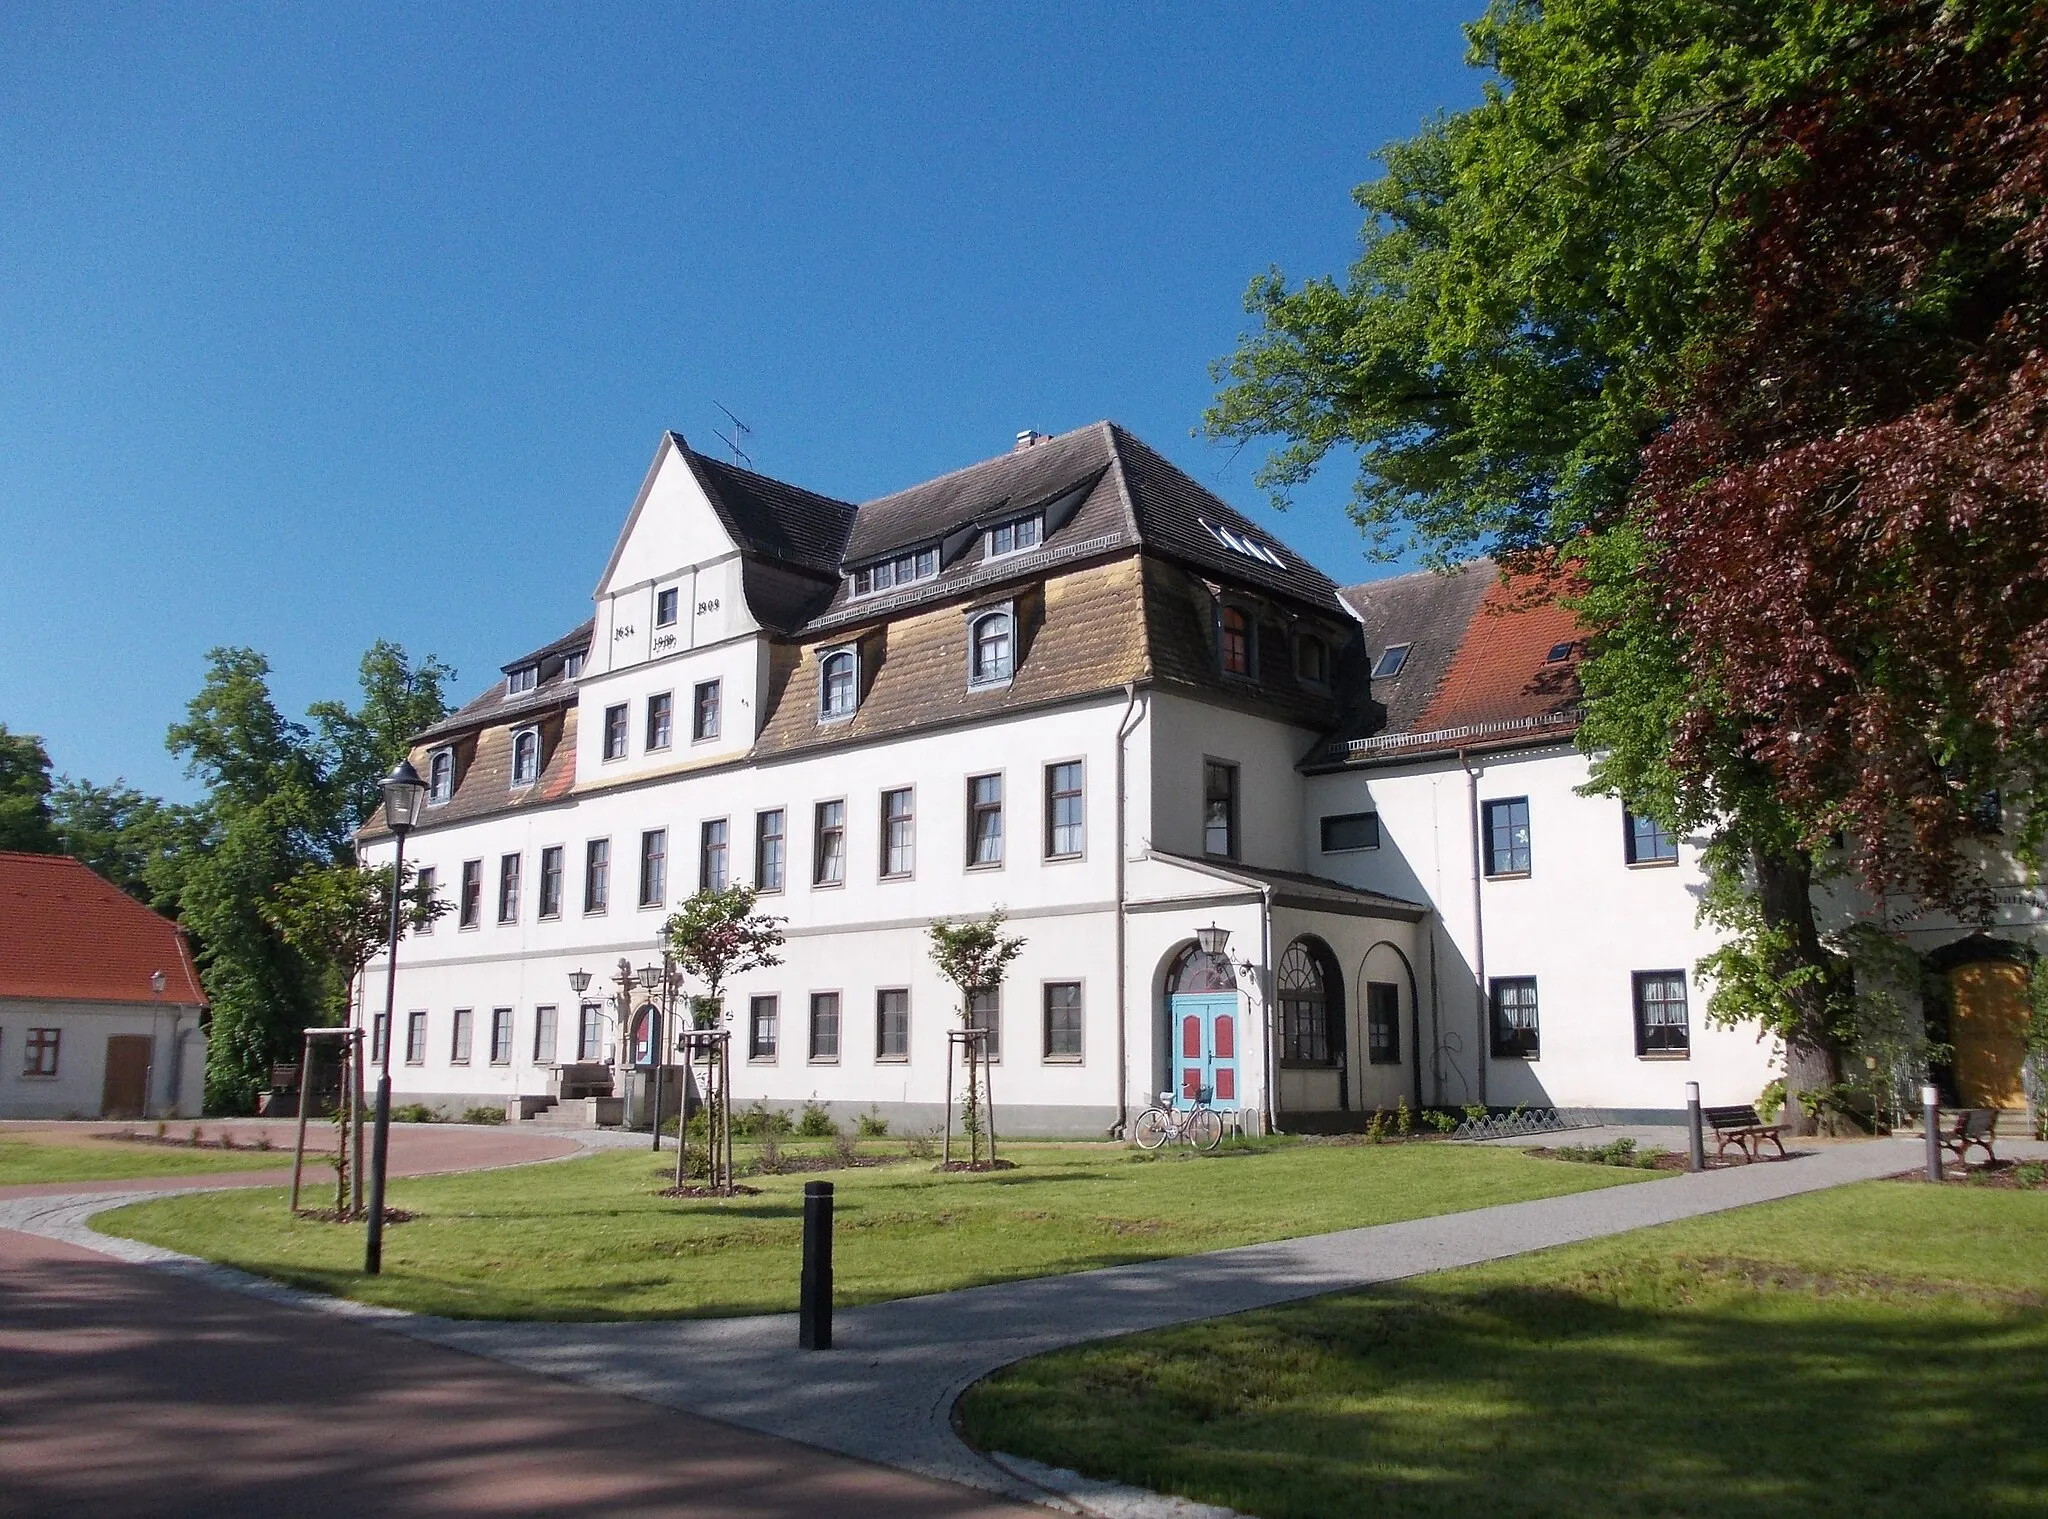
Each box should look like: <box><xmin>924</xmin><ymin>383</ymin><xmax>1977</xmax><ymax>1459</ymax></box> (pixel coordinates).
<box><xmin>698</xmin><ymin>598</ymin><xmax>720</xmax><ymax>616</ymax></box>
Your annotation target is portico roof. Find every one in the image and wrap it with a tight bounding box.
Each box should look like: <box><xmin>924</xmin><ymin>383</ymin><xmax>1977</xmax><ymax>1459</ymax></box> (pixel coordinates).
<box><xmin>1140</xmin><ymin>850</ymin><xmax>1429</xmax><ymax>922</ymax></box>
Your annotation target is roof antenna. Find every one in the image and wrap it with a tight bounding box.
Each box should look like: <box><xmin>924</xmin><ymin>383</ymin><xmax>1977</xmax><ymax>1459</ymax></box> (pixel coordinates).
<box><xmin>712</xmin><ymin>403</ymin><xmax>753</xmax><ymax>468</ymax></box>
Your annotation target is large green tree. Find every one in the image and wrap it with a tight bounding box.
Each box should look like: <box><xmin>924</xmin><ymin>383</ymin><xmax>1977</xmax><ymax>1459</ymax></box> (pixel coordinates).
<box><xmin>48</xmin><ymin>777</ymin><xmax>207</xmax><ymax>908</ymax></box>
<box><xmin>310</xmin><ymin>640</ymin><xmax>456</xmax><ymax>830</ymax></box>
<box><xmin>0</xmin><ymin>724</ymin><xmax>59</xmax><ymax>853</ymax></box>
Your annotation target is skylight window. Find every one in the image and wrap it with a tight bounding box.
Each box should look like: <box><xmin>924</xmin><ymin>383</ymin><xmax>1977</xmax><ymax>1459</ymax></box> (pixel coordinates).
<box><xmin>1198</xmin><ymin>517</ymin><xmax>1287</xmax><ymax>568</ymax></box>
<box><xmin>1545</xmin><ymin>640</ymin><xmax>1578</xmax><ymax>664</ymax></box>
<box><xmin>851</xmin><ymin>546</ymin><xmax>939</xmax><ymax>598</ymax></box>
<box><xmin>1373</xmin><ymin>644</ymin><xmax>1411</xmax><ymax>679</ymax></box>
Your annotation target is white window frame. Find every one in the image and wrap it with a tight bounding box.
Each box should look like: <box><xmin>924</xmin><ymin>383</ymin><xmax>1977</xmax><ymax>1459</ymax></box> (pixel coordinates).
<box><xmin>967</xmin><ymin>602</ymin><xmax>1016</xmax><ymax>689</ymax></box>
<box><xmin>819</xmin><ymin>646</ymin><xmax>858</xmax><ymax>723</ymax></box>
<box><xmin>428</xmin><ymin>747</ymin><xmax>455</xmax><ymax>804</ymax></box>
<box><xmin>985</xmin><ymin>512</ymin><xmax>1043</xmax><ymax>559</ymax></box>
<box><xmin>510</xmin><ymin>726</ymin><xmax>541</xmax><ymax>788</ymax></box>
<box><xmin>507</xmin><ymin>665</ymin><xmax>537</xmax><ymax>695</ymax></box>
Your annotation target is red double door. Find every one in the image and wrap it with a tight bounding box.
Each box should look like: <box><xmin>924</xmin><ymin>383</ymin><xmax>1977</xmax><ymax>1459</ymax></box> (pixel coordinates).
<box><xmin>1171</xmin><ymin>994</ymin><xmax>1239</xmax><ymax>1107</ymax></box>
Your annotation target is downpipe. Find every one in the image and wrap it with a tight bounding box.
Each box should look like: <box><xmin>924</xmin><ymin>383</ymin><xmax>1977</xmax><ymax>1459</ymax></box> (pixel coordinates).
<box><xmin>1459</xmin><ymin>748</ymin><xmax>1487</xmax><ymax>1108</ymax></box>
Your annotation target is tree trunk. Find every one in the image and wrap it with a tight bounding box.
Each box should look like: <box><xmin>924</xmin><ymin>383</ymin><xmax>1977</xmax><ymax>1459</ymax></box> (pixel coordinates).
<box><xmin>1754</xmin><ymin>844</ymin><xmax>1844</xmax><ymax>1136</ymax></box>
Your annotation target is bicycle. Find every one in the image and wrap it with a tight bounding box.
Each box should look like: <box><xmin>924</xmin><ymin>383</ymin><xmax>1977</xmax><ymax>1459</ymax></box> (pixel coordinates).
<box><xmin>1133</xmin><ymin>1089</ymin><xmax>1224</xmax><ymax>1152</ymax></box>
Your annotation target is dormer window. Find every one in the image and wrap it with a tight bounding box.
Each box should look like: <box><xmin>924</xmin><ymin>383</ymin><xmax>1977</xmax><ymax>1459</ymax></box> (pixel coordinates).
<box><xmin>1296</xmin><ymin>635</ymin><xmax>1328</xmax><ymax>686</ymax></box>
<box><xmin>656</xmin><ymin>588</ymin><xmax>680</xmax><ymax>627</ymax></box>
<box><xmin>428</xmin><ymin>748</ymin><xmax>455</xmax><ymax>805</ymax></box>
<box><xmin>511</xmin><ymin>728</ymin><xmax>541</xmax><ymax>788</ymax></box>
<box><xmin>969</xmin><ymin>606</ymin><xmax>1015</xmax><ymax>687</ymax></box>
<box><xmin>1373</xmin><ymin>643</ymin><xmax>1411</xmax><ymax>679</ymax></box>
<box><xmin>851</xmin><ymin>547</ymin><xmax>938</xmax><ymax>598</ymax></box>
<box><xmin>987</xmin><ymin>513</ymin><xmax>1042</xmax><ymax>558</ymax></box>
<box><xmin>507</xmin><ymin>665</ymin><xmax>537</xmax><ymax>695</ymax></box>
<box><xmin>563</xmin><ymin>650</ymin><xmax>585</xmax><ymax>679</ymax></box>
<box><xmin>820</xmin><ymin>647</ymin><xmax>858</xmax><ymax>721</ymax></box>
<box><xmin>1220</xmin><ymin>606</ymin><xmax>1253</xmax><ymax>678</ymax></box>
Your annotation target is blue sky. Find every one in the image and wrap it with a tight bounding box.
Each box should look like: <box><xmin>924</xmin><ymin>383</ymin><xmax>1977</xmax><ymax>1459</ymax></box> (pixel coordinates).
<box><xmin>0</xmin><ymin>3</ymin><xmax>1485</xmax><ymax>802</ymax></box>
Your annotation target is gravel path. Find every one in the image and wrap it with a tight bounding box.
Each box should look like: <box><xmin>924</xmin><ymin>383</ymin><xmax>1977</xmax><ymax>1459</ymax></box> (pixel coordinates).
<box><xmin>2</xmin><ymin>1133</ymin><xmax>1940</xmax><ymax>1509</ymax></box>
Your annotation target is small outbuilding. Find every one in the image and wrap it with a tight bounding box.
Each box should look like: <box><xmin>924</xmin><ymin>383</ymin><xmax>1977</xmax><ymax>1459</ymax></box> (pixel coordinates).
<box><xmin>0</xmin><ymin>851</ymin><xmax>208</xmax><ymax>1119</ymax></box>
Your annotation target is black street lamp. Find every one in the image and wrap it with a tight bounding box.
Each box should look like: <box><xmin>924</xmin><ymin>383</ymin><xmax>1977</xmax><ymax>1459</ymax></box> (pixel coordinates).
<box><xmin>636</xmin><ymin>960</ymin><xmax>666</xmax><ymax>1151</ymax></box>
<box><xmin>364</xmin><ymin>757</ymin><xmax>427</xmax><ymax>1275</ymax></box>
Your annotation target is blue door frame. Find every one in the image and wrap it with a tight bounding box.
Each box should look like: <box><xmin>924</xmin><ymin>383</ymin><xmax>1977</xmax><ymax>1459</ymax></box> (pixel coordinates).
<box><xmin>1169</xmin><ymin>993</ymin><xmax>1241</xmax><ymax>1109</ymax></box>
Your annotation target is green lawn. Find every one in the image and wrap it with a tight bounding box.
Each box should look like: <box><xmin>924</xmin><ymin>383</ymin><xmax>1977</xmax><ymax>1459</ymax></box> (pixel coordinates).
<box><xmin>0</xmin><ymin>1133</ymin><xmax>295</xmax><ymax>1185</ymax></box>
<box><xmin>959</xmin><ymin>1181</ymin><xmax>2048</xmax><ymax>1519</ymax></box>
<box><xmin>94</xmin><ymin>1138</ymin><xmax>1651</xmax><ymax>1320</ymax></box>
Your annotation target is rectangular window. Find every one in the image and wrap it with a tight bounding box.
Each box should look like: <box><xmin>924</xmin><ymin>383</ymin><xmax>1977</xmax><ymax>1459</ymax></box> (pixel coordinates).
<box><xmin>1490</xmin><ymin>977</ymin><xmax>1540</xmax><ymax>1059</ymax></box>
<box><xmin>813</xmin><ymin>800</ymin><xmax>845</xmax><ymax>886</ymax></box>
<box><xmin>693</xmin><ymin>679</ymin><xmax>721</xmax><ymax>742</ymax></box>
<box><xmin>23</xmin><ymin>1026</ymin><xmax>59</xmax><ymax>1077</ymax></box>
<box><xmin>584</xmin><ymin>838</ymin><xmax>610</xmax><ymax>914</ymax></box>
<box><xmin>881</xmin><ymin>787</ymin><xmax>914</xmax><ymax>877</ymax></box>
<box><xmin>371</xmin><ymin>1014</ymin><xmax>390</xmax><ymax>1065</ymax></box>
<box><xmin>416</xmin><ymin>866</ymin><xmax>437</xmax><ymax>933</ymax></box>
<box><xmin>450</xmin><ymin>1008</ymin><xmax>473</xmax><ymax>1065</ymax></box>
<box><xmin>1634</xmin><ymin>971</ymin><xmax>1690</xmax><ymax>1057</ymax></box>
<box><xmin>700</xmin><ymin>818</ymin><xmax>729</xmax><ymax>891</ymax></box>
<box><xmin>459</xmin><ymin>860</ymin><xmax>482</xmax><ymax>928</ymax></box>
<box><xmin>538</xmin><ymin>846</ymin><xmax>564</xmax><ymax>919</ymax></box>
<box><xmin>532</xmin><ymin>1005</ymin><xmax>557</xmax><ymax>1065</ymax></box>
<box><xmin>749</xmin><ymin>995</ymin><xmax>779</xmax><ymax>1061</ymax></box>
<box><xmin>405</xmin><ymin>1010</ymin><xmax>428</xmax><ymax>1065</ymax></box>
<box><xmin>755</xmin><ymin>809</ymin><xmax>786</xmax><ymax>892</ymax></box>
<box><xmin>1366</xmin><ymin>982</ymin><xmax>1401</xmax><ymax>1064</ymax></box>
<box><xmin>507</xmin><ymin>665</ymin><xmax>537</xmax><ymax>694</ymax></box>
<box><xmin>497</xmin><ymin>853</ymin><xmax>521</xmax><ymax>923</ymax></box>
<box><xmin>1045</xmin><ymin>761</ymin><xmax>1083</xmax><ymax>858</ymax></box>
<box><xmin>967</xmin><ymin>987</ymin><xmax>1001</xmax><ymax>1062</ymax></box>
<box><xmin>655</xmin><ymin>586</ymin><xmax>679</xmax><ymax>626</ymax></box>
<box><xmin>1204</xmin><ymin>761</ymin><xmax>1239</xmax><ymax>859</ymax></box>
<box><xmin>1043</xmin><ymin>982</ymin><xmax>1084</xmax><ymax>1061</ymax></box>
<box><xmin>809</xmin><ymin>992</ymin><xmax>841</xmax><ymax>1062</ymax></box>
<box><xmin>639</xmin><ymin>829</ymin><xmax>667</xmax><ymax>907</ymax></box>
<box><xmin>578</xmin><ymin>1003</ymin><xmax>604</xmax><ymax>1061</ymax></box>
<box><xmin>876</xmin><ymin>988</ymin><xmax>910</xmax><ymax>1061</ymax></box>
<box><xmin>646</xmin><ymin>692</ymin><xmax>673</xmax><ymax>751</ymax></box>
<box><xmin>987</xmin><ymin>513</ymin><xmax>1042</xmax><ymax>556</ymax></box>
<box><xmin>1624</xmin><ymin>808</ymin><xmax>1679</xmax><ymax>866</ymax></box>
<box><xmin>968</xmin><ymin>773</ymin><xmax>1004</xmax><ymax>867</ymax></box>
<box><xmin>603</xmin><ymin>703</ymin><xmax>629</xmax><ymax>761</ymax></box>
<box><xmin>564</xmin><ymin>650</ymin><xmax>584</xmax><ymax>679</ymax></box>
<box><xmin>1482</xmin><ymin>798</ymin><xmax>1532</xmax><ymax>877</ymax></box>
<box><xmin>1320</xmin><ymin>811</ymin><xmax>1381</xmax><ymax>853</ymax></box>
<box><xmin>490</xmin><ymin>1008</ymin><xmax>514</xmax><ymax>1065</ymax></box>
<box><xmin>1220</xmin><ymin>608</ymin><xmax>1253</xmax><ymax>677</ymax></box>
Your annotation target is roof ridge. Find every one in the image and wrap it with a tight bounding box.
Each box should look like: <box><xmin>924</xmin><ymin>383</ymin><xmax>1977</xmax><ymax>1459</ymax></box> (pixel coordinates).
<box><xmin>1342</xmin><ymin>557</ymin><xmax>1496</xmax><ymax>598</ymax></box>
<box><xmin>854</xmin><ymin>422</ymin><xmax>1103</xmax><ymax>511</ymax></box>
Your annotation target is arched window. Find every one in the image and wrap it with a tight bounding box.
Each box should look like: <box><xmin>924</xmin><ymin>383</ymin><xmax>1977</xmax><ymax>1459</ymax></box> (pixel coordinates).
<box><xmin>820</xmin><ymin>649</ymin><xmax>857</xmax><ymax>720</ymax></box>
<box><xmin>428</xmin><ymin>748</ymin><xmax>454</xmax><ymax>803</ymax></box>
<box><xmin>970</xmin><ymin>610</ymin><xmax>1013</xmax><ymax>686</ymax></box>
<box><xmin>1166</xmin><ymin>941</ymin><xmax>1237</xmax><ymax>995</ymax></box>
<box><xmin>1220</xmin><ymin>606</ymin><xmax>1252</xmax><ymax>677</ymax></box>
<box><xmin>1278</xmin><ymin>938</ymin><xmax>1338</xmax><ymax>1065</ymax></box>
<box><xmin>511</xmin><ymin>729</ymin><xmax>540</xmax><ymax>787</ymax></box>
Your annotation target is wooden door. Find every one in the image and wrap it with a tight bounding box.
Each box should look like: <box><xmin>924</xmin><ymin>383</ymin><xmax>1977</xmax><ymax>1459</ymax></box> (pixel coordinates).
<box><xmin>101</xmin><ymin>1035</ymin><xmax>152</xmax><ymax>1118</ymax></box>
<box><xmin>1950</xmin><ymin>961</ymin><xmax>2030</xmax><ymax>1109</ymax></box>
<box><xmin>1170</xmin><ymin>993</ymin><xmax>1240</xmax><ymax>1108</ymax></box>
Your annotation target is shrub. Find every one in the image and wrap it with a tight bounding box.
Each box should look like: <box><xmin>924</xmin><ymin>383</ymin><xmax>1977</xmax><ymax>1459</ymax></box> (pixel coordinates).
<box><xmin>1395</xmin><ymin>1097</ymin><xmax>1413</xmax><ymax>1136</ymax></box>
<box><xmin>390</xmin><ymin>1104</ymin><xmax>441</xmax><ymax>1124</ymax></box>
<box><xmin>832</xmin><ymin>1130</ymin><xmax>860</xmax><ymax>1165</ymax></box>
<box><xmin>1422</xmin><ymin>1108</ymin><xmax>1459</xmax><ymax>1134</ymax></box>
<box><xmin>905</xmin><ymin>1127</ymin><xmax>938</xmax><ymax>1160</ymax></box>
<box><xmin>1757</xmin><ymin>1077</ymin><xmax>1787</xmax><ymax>1124</ymax></box>
<box><xmin>734</xmin><ymin>1101</ymin><xmax>794</xmax><ymax>1139</ymax></box>
<box><xmin>1365</xmin><ymin>1109</ymin><xmax>1390</xmax><ymax>1144</ymax></box>
<box><xmin>754</xmin><ymin>1131</ymin><xmax>786</xmax><ymax>1175</ymax></box>
<box><xmin>796</xmin><ymin>1099</ymin><xmax>837</xmax><ymax>1138</ymax></box>
<box><xmin>1462</xmin><ymin>1103</ymin><xmax>1488</xmax><ymax>1124</ymax></box>
<box><xmin>2016</xmin><ymin>1160</ymin><xmax>2046</xmax><ymax>1188</ymax></box>
<box><xmin>856</xmin><ymin>1106</ymin><xmax>890</xmax><ymax>1138</ymax></box>
<box><xmin>1551</xmin><ymin>1137</ymin><xmax>1665</xmax><ymax>1169</ymax></box>
<box><xmin>460</xmin><ymin>1105</ymin><xmax>505</xmax><ymax>1126</ymax></box>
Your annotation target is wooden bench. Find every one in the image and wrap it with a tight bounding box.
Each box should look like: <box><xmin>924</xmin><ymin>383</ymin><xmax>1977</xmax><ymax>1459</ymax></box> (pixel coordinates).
<box><xmin>1704</xmin><ymin>1104</ymin><xmax>1787</xmax><ymax>1163</ymax></box>
<box><xmin>1942</xmin><ymin>1107</ymin><xmax>1999</xmax><ymax>1167</ymax></box>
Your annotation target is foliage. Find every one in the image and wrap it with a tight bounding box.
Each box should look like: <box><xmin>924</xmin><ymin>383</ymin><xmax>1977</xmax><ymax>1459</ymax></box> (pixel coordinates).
<box><xmin>733</xmin><ymin>1100</ymin><xmax>794</xmax><ymax>1138</ymax></box>
<box><xmin>1757</xmin><ymin>1077</ymin><xmax>1788</xmax><ymax>1123</ymax></box>
<box><xmin>306</xmin><ymin>641</ymin><xmax>456</xmax><ymax>832</ymax></box>
<box><xmin>1549</xmin><ymin>1136</ymin><xmax>1667</xmax><ymax>1169</ymax></box>
<box><xmin>856</xmin><ymin>1106</ymin><xmax>891</xmax><ymax>1139</ymax></box>
<box><xmin>47</xmin><ymin>777</ymin><xmax>207</xmax><ymax>908</ymax></box>
<box><xmin>389</xmin><ymin>1104</ymin><xmax>442</xmax><ymax>1124</ymax></box>
<box><xmin>0</xmin><ymin>724</ymin><xmax>59</xmax><ymax>852</ymax></box>
<box><xmin>460</xmin><ymin>1105</ymin><xmax>504</xmax><ymax>1126</ymax></box>
<box><xmin>661</xmin><ymin>885</ymin><xmax>786</xmax><ymax>1025</ymax></box>
<box><xmin>929</xmin><ymin>911</ymin><xmax>1027</xmax><ymax>1166</ymax></box>
<box><xmin>262</xmin><ymin>861</ymin><xmax>448</xmax><ymax>1025</ymax></box>
<box><xmin>797</xmin><ymin>1099</ymin><xmax>837</xmax><ymax>1138</ymax></box>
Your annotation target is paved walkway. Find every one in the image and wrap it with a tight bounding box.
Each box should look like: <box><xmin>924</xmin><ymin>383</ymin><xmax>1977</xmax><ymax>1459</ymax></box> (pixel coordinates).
<box><xmin>4</xmin><ymin>1132</ymin><xmax>1944</xmax><ymax>1508</ymax></box>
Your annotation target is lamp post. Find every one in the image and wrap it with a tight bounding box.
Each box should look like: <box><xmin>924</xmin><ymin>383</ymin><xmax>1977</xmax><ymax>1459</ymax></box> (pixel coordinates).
<box><xmin>637</xmin><ymin>960</ymin><xmax>666</xmax><ymax>1151</ymax></box>
<box><xmin>147</xmin><ymin>969</ymin><xmax>166</xmax><ymax>1119</ymax></box>
<box><xmin>364</xmin><ymin>758</ymin><xmax>427</xmax><ymax>1275</ymax></box>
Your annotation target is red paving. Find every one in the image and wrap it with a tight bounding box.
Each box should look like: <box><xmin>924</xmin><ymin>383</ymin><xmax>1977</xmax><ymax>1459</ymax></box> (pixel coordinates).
<box><xmin>0</xmin><ymin>1210</ymin><xmax>1034</xmax><ymax>1518</ymax></box>
<box><xmin>0</xmin><ymin>1121</ymin><xmax>583</xmax><ymax>1200</ymax></box>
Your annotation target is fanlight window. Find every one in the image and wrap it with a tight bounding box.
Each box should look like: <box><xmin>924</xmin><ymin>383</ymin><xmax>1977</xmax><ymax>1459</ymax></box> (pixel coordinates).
<box><xmin>970</xmin><ymin>610</ymin><xmax>1014</xmax><ymax>685</ymax></box>
<box><xmin>1167</xmin><ymin>941</ymin><xmax>1237</xmax><ymax>995</ymax></box>
<box><xmin>1278</xmin><ymin>939</ymin><xmax>1335</xmax><ymax>1066</ymax></box>
<box><xmin>820</xmin><ymin>649</ymin><xmax>857</xmax><ymax>720</ymax></box>
<box><xmin>511</xmin><ymin>729</ymin><xmax>540</xmax><ymax>787</ymax></box>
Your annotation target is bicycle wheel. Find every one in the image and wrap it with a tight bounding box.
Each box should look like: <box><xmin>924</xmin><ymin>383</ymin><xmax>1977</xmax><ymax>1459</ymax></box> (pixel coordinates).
<box><xmin>1133</xmin><ymin>1108</ymin><xmax>1170</xmax><ymax>1150</ymax></box>
<box><xmin>1186</xmin><ymin>1108</ymin><xmax>1224</xmax><ymax>1152</ymax></box>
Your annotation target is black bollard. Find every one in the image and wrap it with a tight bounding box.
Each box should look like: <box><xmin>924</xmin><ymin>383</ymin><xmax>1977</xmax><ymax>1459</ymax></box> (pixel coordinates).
<box><xmin>1923</xmin><ymin>1084</ymin><xmax>1942</xmax><ymax>1183</ymax></box>
<box><xmin>1685</xmin><ymin>1081</ymin><xmax>1705</xmax><ymax>1173</ymax></box>
<box><xmin>799</xmin><ymin>1180</ymin><xmax>833</xmax><ymax>1350</ymax></box>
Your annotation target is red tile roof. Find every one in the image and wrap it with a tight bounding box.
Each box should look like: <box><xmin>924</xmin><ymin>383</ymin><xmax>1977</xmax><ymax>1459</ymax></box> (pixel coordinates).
<box><xmin>1413</xmin><ymin>572</ymin><xmax>1584</xmax><ymax>733</ymax></box>
<box><xmin>0</xmin><ymin>853</ymin><xmax>207</xmax><ymax>1006</ymax></box>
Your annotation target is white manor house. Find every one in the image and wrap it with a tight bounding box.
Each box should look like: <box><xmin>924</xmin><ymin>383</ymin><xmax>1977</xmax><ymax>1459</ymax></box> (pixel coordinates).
<box><xmin>355</xmin><ymin>422</ymin><xmax>2043</xmax><ymax>1134</ymax></box>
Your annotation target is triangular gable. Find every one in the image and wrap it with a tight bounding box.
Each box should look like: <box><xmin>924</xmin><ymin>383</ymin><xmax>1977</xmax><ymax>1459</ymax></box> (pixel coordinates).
<box><xmin>593</xmin><ymin>433</ymin><xmax>745</xmax><ymax>600</ymax></box>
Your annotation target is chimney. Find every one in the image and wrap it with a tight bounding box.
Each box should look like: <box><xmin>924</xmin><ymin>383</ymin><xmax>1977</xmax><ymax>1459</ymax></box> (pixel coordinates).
<box><xmin>1014</xmin><ymin>429</ymin><xmax>1046</xmax><ymax>452</ymax></box>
